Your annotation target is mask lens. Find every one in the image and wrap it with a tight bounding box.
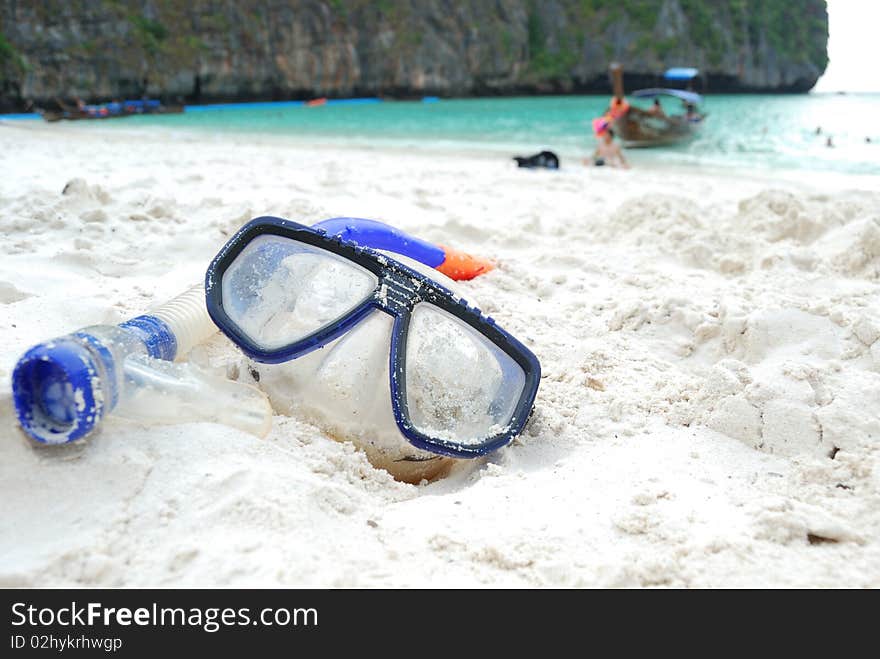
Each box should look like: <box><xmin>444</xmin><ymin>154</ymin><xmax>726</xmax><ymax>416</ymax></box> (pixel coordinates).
<box><xmin>404</xmin><ymin>303</ymin><xmax>526</xmax><ymax>446</ymax></box>
<box><xmin>221</xmin><ymin>234</ymin><xmax>378</xmax><ymax>350</ymax></box>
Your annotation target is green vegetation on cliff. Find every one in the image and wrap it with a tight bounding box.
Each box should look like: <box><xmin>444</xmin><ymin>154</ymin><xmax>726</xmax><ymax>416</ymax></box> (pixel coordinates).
<box><xmin>0</xmin><ymin>31</ymin><xmax>25</xmax><ymax>72</ymax></box>
<box><xmin>526</xmin><ymin>2</ymin><xmax>578</xmax><ymax>79</ymax></box>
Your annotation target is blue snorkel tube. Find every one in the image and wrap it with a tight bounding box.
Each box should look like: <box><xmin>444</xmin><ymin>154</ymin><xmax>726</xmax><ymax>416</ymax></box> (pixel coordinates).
<box><xmin>311</xmin><ymin>218</ymin><xmax>494</xmax><ymax>281</ymax></box>
<box><xmin>311</xmin><ymin>218</ymin><xmax>447</xmax><ymax>268</ymax></box>
<box><xmin>11</xmin><ymin>286</ymin><xmax>271</xmax><ymax>444</ymax></box>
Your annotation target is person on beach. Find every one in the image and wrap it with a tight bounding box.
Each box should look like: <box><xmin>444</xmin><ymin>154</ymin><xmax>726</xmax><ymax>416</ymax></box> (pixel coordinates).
<box><xmin>590</xmin><ymin>128</ymin><xmax>629</xmax><ymax>169</ymax></box>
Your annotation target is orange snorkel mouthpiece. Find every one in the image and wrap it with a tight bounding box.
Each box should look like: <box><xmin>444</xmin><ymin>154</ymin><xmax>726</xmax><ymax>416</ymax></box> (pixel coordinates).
<box><xmin>435</xmin><ymin>246</ymin><xmax>495</xmax><ymax>281</ymax></box>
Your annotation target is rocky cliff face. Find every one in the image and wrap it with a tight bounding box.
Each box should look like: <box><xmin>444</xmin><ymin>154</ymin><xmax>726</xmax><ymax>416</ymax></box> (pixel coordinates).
<box><xmin>0</xmin><ymin>0</ymin><xmax>828</xmax><ymax>111</ymax></box>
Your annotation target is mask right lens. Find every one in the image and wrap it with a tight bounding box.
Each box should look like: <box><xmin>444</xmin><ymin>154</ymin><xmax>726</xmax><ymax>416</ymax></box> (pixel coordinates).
<box><xmin>404</xmin><ymin>303</ymin><xmax>526</xmax><ymax>447</ymax></box>
<box><xmin>220</xmin><ymin>234</ymin><xmax>378</xmax><ymax>351</ymax></box>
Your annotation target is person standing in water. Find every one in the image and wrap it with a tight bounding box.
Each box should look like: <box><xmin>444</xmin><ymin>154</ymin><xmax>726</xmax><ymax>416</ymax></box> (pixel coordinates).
<box><xmin>590</xmin><ymin>128</ymin><xmax>630</xmax><ymax>169</ymax></box>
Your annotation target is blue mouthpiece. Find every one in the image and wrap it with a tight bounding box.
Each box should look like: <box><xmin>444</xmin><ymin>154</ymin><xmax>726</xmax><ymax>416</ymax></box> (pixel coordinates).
<box><xmin>11</xmin><ymin>315</ymin><xmax>174</xmax><ymax>444</ymax></box>
<box><xmin>11</xmin><ymin>336</ymin><xmax>113</xmax><ymax>444</ymax></box>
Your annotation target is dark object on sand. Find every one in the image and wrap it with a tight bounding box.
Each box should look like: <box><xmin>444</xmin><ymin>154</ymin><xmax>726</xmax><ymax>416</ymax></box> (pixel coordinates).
<box><xmin>607</xmin><ymin>64</ymin><xmax>705</xmax><ymax>148</ymax></box>
<box><xmin>513</xmin><ymin>151</ymin><xmax>560</xmax><ymax>169</ymax></box>
<box><xmin>40</xmin><ymin>98</ymin><xmax>184</xmax><ymax>122</ymax></box>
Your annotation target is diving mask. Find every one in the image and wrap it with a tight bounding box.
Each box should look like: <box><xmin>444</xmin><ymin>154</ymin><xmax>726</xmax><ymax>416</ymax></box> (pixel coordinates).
<box><xmin>205</xmin><ymin>217</ymin><xmax>541</xmax><ymax>474</ymax></box>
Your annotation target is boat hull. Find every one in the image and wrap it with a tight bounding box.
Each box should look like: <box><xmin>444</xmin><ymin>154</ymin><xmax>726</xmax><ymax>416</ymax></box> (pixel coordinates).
<box><xmin>613</xmin><ymin>109</ymin><xmax>701</xmax><ymax>148</ymax></box>
<box><xmin>40</xmin><ymin>105</ymin><xmax>184</xmax><ymax>123</ymax></box>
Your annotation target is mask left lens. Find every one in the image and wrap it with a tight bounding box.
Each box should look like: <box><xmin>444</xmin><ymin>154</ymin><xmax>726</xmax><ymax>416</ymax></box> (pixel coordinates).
<box><xmin>404</xmin><ymin>303</ymin><xmax>526</xmax><ymax>447</ymax></box>
<box><xmin>221</xmin><ymin>234</ymin><xmax>378</xmax><ymax>351</ymax></box>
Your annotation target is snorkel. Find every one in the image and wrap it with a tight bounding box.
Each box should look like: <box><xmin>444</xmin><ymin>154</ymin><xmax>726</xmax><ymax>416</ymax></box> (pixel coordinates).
<box><xmin>311</xmin><ymin>217</ymin><xmax>494</xmax><ymax>281</ymax></box>
<box><xmin>10</xmin><ymin>216</ymin><xmax>533</xmax><ymax>485</ymax></box>
<box><xmin>11</xmin><ymin>286</ymin><xmax>271</xmax><ymax>444</ymax></box>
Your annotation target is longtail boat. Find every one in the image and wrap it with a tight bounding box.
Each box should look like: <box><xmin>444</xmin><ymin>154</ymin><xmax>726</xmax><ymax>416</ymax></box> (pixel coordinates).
<box><xmin>604</xmin><ymin>64</ymin><xmax>706</xmax><ymax>148</ymax></box>
<box><xmin>40</xmin><ymin>99</ymin><xmax>184</xmax><ymax>122</ymax></box>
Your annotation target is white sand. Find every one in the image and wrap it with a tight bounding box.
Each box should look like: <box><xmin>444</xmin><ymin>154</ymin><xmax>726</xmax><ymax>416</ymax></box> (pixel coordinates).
<box><xmin>1</xmin><ymin>121</ymin><xmax>878</xmax><ymax>587</ymax></box>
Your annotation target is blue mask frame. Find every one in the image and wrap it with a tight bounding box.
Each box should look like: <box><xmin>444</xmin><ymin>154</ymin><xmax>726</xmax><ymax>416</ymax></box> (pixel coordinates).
<box><xmin>205</xmin><ymin>216</ymin><xmax>541</xmax><ymax>459</ymax></box>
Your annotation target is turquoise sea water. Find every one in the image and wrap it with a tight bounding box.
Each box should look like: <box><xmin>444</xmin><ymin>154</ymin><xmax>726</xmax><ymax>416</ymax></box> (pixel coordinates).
<box><xmin>13</xmin><ymin>93</ymin><xmax>880</xmax><ymax>175</ymax></box>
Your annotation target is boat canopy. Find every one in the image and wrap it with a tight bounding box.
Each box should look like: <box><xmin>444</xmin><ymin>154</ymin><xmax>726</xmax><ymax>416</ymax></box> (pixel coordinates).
<box><xmin>664</xmin><ymin>67</ymin><xmax>699</xmax><ymax>80</ymax></box>
<box><xmin>631</xmin><ymin>88</ymin><xmax>703</xmax><ymax>105</ymax></box>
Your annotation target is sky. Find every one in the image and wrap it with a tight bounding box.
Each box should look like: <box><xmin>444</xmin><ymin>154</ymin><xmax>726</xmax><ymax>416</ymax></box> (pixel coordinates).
<box><xmin>813</xmin><ymin>0</ymin><xmax>880</xmax><ymax>92</ymax></box>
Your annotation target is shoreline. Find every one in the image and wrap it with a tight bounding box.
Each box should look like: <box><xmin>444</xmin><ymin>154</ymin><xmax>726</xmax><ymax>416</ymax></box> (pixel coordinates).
<box><xmin>4</xmin><ymin>118</ymin><xmax>879</xmax><ymax>193</ymax></box>
<box><xmin>4</xmin><ymin>88</ymin><xmax>855</xmax><ymax>117</ymax></box>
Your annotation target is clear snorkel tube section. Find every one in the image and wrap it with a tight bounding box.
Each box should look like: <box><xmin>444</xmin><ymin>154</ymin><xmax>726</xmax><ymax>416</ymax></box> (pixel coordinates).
<box><xmin>11</xmin><ymin>285</ymin><xmax>272</xmax><ymax>444</ymax></box>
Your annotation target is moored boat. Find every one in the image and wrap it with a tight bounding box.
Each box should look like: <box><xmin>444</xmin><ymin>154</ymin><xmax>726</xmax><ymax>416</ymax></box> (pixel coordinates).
<box><xmin>40</xmin><ymin>99</ymin><xmax>184</xmax><ymax>122</ymax></box>
<box><xmin>605</xmin><ymin>64</ymin><xmax>706</xmax><ymax>148</ymax></box>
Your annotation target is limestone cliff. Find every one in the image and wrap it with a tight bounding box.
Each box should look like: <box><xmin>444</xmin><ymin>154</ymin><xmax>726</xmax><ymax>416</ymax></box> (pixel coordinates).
<box><xmin>0</xmin><ymin>0</ymin><xmax>829</xmax><ymax>111</ymax></box>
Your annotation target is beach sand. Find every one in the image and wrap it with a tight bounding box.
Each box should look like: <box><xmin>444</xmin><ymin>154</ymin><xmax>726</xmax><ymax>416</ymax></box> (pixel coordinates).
<box><xmin>1</xmin><ymin>121</ymin><xmax>878</xmax><ymax>587</ymax></box>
